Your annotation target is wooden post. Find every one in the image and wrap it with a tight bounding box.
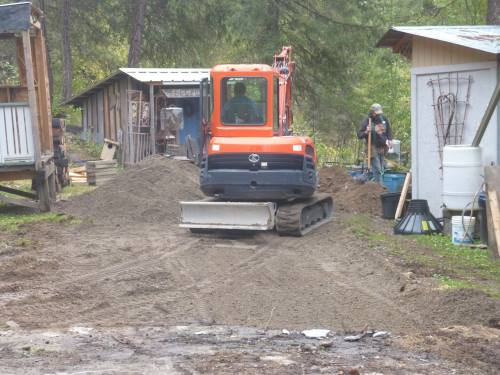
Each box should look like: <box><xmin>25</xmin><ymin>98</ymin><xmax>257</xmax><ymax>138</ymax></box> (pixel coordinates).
<box><xmin>16</xmin><ymin>38</ymin><xmax>27</xmax><ymax>86</ymax></box>
<box><xmin>127</xmin><ymin>90</ymin><xmax>134</xmax><ymax>165</ymax></box>
<box><xmin>33</xmin><ymin>28</ymin><xmax>52</xmax><ymax>153</ymax></box>
<box><xmin>22</xmin><ymin>30</ymin><xmax>42</xmax><ymax>170</ymax></box>
<box><xmin>150</xmin><ymin>84</ymin><xmax>156</xmax><ymax>155</ymax></box>
<box><xmin>395</xmin><ymin>172</ymin><xmax>411</xmax><ymax>220</ymax></box>
<box><xmin>487</xmin><ymin>189</ymin><xmax>500</xmax><ymax>258</ymax></box>
<box><xmin>485</xmin><ymin>166</ymin><xmax>500</xmax><ymax>259</ymax></box>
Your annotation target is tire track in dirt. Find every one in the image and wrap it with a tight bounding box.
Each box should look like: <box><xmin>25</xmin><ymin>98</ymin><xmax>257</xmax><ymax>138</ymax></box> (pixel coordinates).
<box><xmin>166</xmin><ymin>232</ymin><xmax>302</xmax><ymax>295</ymax></box>
<box><xmin>50</xmin><ymin>236</ymin><xmax>200</xmax><ymax>288</ymax></box>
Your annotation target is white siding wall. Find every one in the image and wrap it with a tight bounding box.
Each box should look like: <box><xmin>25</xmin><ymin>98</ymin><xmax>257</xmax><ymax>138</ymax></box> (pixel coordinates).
<box><xmin>411</xmin><ymin>61</ymin><xmax>499</xmax><ymax>217</ymax></box>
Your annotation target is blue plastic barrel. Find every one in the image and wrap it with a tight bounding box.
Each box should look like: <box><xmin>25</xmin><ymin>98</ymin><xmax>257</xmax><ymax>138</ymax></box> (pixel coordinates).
<box><xmin>382</xmin><ymin>173</ymin><xmax>406</xmax><ymax>193</ymax></box>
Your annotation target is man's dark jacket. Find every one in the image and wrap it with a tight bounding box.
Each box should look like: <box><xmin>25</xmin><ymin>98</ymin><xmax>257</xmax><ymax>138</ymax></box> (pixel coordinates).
<box><xmin>357</xmin><ymin>114</ymin><xmax>393</xmax><ymax>148</ymax></box>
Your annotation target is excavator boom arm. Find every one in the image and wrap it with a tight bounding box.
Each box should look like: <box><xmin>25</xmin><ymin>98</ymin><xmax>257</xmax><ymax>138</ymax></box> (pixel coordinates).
<box><xmin>272</xmin><ymin>46</ymin><xmax>295</xmax><ymax>135</ymax></box>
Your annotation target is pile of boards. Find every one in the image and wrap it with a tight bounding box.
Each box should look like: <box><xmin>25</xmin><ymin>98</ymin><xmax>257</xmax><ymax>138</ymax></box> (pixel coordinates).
<box><xmin>69</xmin><ymin>139</ymin><xmax>120</xmax><ymax>186</ymax></box>
<box><xmin>69</xmin><ymin>166</ymin><xmax>87</xmax><ymax>184</ymax></box>
<box><xmin>85</xmin><ymin>160</ymin><xmax>118</xmax><ymax>185</ymax></box>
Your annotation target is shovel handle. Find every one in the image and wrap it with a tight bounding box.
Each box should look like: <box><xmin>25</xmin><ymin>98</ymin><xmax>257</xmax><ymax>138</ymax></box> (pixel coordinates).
<box><xmin>367</xmin><ymin>117</ymin><xmax>372</xmax><ymax>169</ymax></box>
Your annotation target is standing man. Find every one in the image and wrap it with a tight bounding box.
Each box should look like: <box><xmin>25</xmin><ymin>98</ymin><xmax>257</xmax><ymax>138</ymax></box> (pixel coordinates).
<box><xmin>357</xmin><ymin>103</ymin><xmax>393</xmax><ymax>184</ymax></box>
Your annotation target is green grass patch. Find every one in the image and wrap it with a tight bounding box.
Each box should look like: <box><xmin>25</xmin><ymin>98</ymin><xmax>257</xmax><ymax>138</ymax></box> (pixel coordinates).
<box><xmin>60</xmin><ymin>184</ymin><xmax>96</xmax><ymax>199</ymax></box>
<box><xmin>432</xmin><ymin>273</ymin><xmax>481</xmax><ymax>290</ymax></box>
<box><xmin>415</xmin><ymin>234</ymin><xmax>500</xmax><ymax>279</ymax></box>
<box><xmin>0</xmin><ymin>211</ymin><xmax>67</xmax><ymax>231</ymax></box>
<box><xmin>344</xmin><ymin>214</ymin><xmax>500</xmax><ymax>298</ymax></box>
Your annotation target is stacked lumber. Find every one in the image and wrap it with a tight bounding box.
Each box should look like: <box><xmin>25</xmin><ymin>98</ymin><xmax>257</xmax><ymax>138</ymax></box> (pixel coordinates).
<box><xmin>86</xmin><ymin>160</ymin><xmax>118</xmax><ymax>185</ymax></box>
<box><xmin>484</xmin><ymin>166</ymin><xmax>500</xmax><ymax>259</ymax></box>
<box><xmin>69</xmin><ymin>166</ymin><xmax>87</xmax><ymax>184</ymax></box>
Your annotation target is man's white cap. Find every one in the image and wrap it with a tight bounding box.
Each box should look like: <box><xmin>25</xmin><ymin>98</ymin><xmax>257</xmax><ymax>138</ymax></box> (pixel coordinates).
<box><xmin>370</xmin><ymin>103</ymin><xmax>383</xmax><ymax>114</ymax></box>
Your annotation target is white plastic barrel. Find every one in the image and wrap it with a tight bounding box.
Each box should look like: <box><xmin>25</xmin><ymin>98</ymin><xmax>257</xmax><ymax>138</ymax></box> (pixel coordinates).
<box><xmin>451</xmin><ymin>215</ymin><xmax>476</xmax><ymax>245</ymax></box>
<box><xmin>442</xmin><ymin>145</ymin><xmax>482</xmax><ymax>210</ymax></box>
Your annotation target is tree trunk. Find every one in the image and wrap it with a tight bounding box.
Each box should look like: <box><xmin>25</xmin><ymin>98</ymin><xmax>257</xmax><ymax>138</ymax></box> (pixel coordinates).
<box><xmin>61</xmin><ymin>0</ymin><xmax>72</xmax><ymax>102</ymax></box>
<box><xmin>127</xmin><ymin>0</ymin><xmax>147</xmax><ymax>67</ymax></box>
<box><xmin>38</xmin><ymin>0</ymin><xmax>54</xmax><ymax>101</ymax></box>
<box><xmin>488</xmin><ymin>0</ymin><xmax>500</xmax><ymax>24</ymax></box>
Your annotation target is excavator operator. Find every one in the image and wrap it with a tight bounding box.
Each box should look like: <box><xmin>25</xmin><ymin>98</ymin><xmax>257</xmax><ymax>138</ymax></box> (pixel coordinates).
<box><xmin>222</xmin><ymin>82</ymin><xmax>261</xmax><ymax>124</ymax></box>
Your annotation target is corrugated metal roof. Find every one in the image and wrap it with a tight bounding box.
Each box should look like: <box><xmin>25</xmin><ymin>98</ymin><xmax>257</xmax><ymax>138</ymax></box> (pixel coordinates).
<box><xmin>63</xmin><ymin>71</ymin><xmax>124</xmax><ymax>106</ymax></box>
<box><xmin>65</xmin><ymin>68</ymin><xmax>210</xmax><ymax>106</ymax></box>
<box><xmin>377</xmin><ymin>26</ymin><xmax>500</xmax><ymax>55</ymax></box>
<box><xmin>119</xmin><ymin>68</ymin><xmax>210</xmax><ymax>84</ymax></box>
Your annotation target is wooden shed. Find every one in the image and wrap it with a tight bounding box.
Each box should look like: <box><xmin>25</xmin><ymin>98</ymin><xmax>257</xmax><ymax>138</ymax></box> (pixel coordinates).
<box><xmin>65</xmin><ymin>68</ymin><xmax>209</xmax><ymax>165</ymax></box>
<box><xmin>377</xmin><ymin>26</ymin><xmax>500</xmax><ymax>217</ymax></box>
<box><xmin>0</xmin><ymin>2</ymin><xmax>55</xmax><ymax>211</ymax></box>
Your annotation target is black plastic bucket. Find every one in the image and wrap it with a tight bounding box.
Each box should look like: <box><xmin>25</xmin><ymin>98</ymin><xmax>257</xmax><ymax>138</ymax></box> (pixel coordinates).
<box><xmin>380</xmin><ymin>192</ymin><xmax>401</xmax><ymax>219</ymax></box>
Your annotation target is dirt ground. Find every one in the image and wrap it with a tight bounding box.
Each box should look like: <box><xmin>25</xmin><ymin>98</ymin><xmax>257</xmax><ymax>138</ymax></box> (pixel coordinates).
<box><xmin>318</xmin><ymin>166</ymin><xmax>386</xmax><ymax>216</ymax></box>
<box><xmin>0</xmin><ymin>157</ymin><xmax>499</xmax><ymax>374</ymax></box>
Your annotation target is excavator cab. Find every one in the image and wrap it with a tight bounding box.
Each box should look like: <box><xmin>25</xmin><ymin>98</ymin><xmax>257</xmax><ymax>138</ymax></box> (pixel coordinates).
<box><xmin>198</xmin><ymin>64</ymin><xmax>317</xmax><ymax>200</ymax></box>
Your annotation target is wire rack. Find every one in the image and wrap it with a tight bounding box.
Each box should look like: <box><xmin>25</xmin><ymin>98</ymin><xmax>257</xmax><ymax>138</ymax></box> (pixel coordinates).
<box><xmin>428</xmin><ymin>73</ymin><xmax>472</xmax><ymax>161</ymax></box>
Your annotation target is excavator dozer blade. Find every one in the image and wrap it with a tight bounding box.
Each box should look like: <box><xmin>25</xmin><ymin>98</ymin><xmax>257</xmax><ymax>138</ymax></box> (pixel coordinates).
<box><xmin>180</xmin><ymin>201</ymin><xmax>277</xmax><ymax>231</ymax></box>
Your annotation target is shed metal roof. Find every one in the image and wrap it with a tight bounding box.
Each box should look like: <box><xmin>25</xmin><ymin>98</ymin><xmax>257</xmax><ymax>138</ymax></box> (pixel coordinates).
<box><xmin>120</xmin><ymin>68</ymin><xmax>209</xmax><ymax>85</ymax></box>
<box><xmin>377</xmin><ymin>26</ymin><xmax>500</xmax><ymax>55</ymax></box>
<box><xmin>65</xmin><ymin>68</ymin><xmax>210</xmax><ymax>106</ymax></box>
<box><xmin>0</xmin><ymin>2</ymin><xmax>39</xmax><ymax>33</ymax></box>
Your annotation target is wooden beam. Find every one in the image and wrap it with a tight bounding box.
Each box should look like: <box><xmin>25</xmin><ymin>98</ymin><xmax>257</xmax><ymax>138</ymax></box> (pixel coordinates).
<box><xmin>16</xmin><ymin>37</ymin><xmax>27</xmax><ymax>85</ymax></box>
<box><xmin>21</xmin><ymin>30</ymin><xmax>42</xmax><ymax>170</ymax></box>
<box><xmin>0</xmin><ymin>185</ymin><xmax>37</xmax><ymax>199</ymax></box>
<box><xmin>395</xmin><ymin>172</ymin><xmax>411</xmax><ymax>220</ymax></box>
<box><xmin>115</xmin><ymin>82</ymin><xmax>120</xmax><ymax>138</ymax></box>
<box><xmin>485</xmin><ymin>166</ymin><xmax>500</xmax><ymax>259</ymax></box>
<box><xmin>150</xmin><ymin>84</ymin><xmax>156</xmax><ymax>155</ymax></box>
<box><xmin>120</xmin><ymin>79</ymin><xmax>128</xmax><ymax>163</ymax></box>
<box><xmin>103</xmin><ymin>86</ymin><xmax>110</xmax><ymax>139</ymax></box>
<box><xmin>33</xmin><ymin>29</ymin><xmax>52</xmax><ymax>154</ymax></box>
<box><xmin>487</xmin><ymin>189</ymin><xmax>500</xmax><ymax>259</ymax></box>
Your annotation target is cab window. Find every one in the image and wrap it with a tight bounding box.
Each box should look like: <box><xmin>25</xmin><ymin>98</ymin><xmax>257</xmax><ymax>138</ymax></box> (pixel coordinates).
<box><xmin>221</xmin><ymin>77</ymin><xmax>267</xmax><ymax>125</ymax></box>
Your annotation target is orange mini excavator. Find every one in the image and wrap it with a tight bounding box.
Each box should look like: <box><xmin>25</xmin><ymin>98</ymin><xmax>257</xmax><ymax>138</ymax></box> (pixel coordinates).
<box><xmin>180</xmin><ymin>47</ymin><xmax>332</xmax><ymax>236</ymax></box>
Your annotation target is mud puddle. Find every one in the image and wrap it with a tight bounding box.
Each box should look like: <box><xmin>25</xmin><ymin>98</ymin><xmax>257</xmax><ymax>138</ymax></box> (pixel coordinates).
<box><xmin>0</xmin><ymin>324</ymin><xmax>473</xmax><ymax>374</ymax></box>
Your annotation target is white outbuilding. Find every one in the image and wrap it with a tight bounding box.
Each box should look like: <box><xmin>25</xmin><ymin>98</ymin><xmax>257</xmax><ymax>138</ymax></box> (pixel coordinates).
<box><xmin>377</xmin><ymin>26</ymin><xmax>500</xmax><ymax>217</ymax></box>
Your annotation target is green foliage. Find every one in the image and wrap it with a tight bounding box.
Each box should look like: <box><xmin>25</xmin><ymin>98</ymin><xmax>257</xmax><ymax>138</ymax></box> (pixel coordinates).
<box><xmin>0</xmin><ymin>61</ymin><xmax>19</xmax><ymax>86</ymax></box>
<box><xmin>73</xmin><ymin>134</ymin><xmax>103</xmax><ymax>160</ymax></box>
<box><xmin>0</xmin><ymin>0</ymin><xmax>491</xmax><ymax>157</ymax></box>
<box><xmin>0</xmin><ymin>39</ymin><xmax>20</xmax><ymax>85</ymax></box>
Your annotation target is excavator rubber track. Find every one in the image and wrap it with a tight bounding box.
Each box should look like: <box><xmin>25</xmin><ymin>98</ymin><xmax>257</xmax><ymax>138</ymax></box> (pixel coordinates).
<box><xmin>275</xmin><ymin>193</ymin><xmax>333</xmax><ymax>236</ymax></box>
